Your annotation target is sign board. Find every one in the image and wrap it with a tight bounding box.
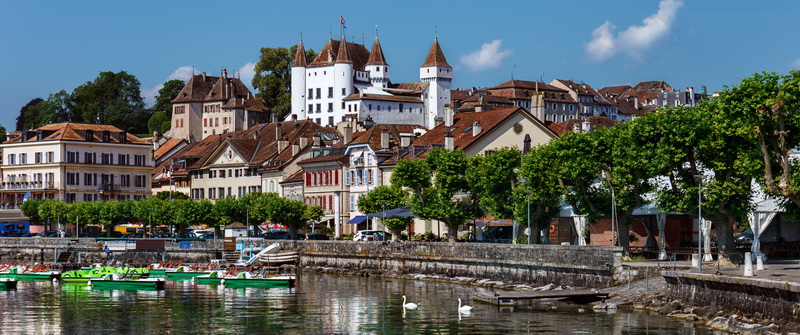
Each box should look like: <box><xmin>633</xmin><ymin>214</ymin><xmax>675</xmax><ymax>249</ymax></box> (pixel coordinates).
<box><xmin>235</xmin><ymin>242</ymin><xmax>246</xmax><ymax>251</ymax></box>
<box><xmin>179</xmin><ymin>241</ymin><xmax>191</xmax><ymax>249</ymax></box>
<box><xmin>106</xmin><ymin>240</ymin><xmax>128</xmax><ymax>251</ymax></box>
<box><xmin>136</xmin><ymin>239</ymin><xmax>166</xmax><ymax>251</ymax></box>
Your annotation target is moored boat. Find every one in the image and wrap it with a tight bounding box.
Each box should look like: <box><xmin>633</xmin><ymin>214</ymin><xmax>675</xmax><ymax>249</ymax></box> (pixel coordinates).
<box><xmin>88</xmin><ymin>273</ymin><xmax>166</xmax><ymax>290</ymax></box>
<box><xmin>193</xmin><ymin>270</ymin><xmax>225</xmax><ymax>285</ymax></box>
<box><xmin>0</xmin><ymin>264</ymin><xmax>60</xmax><ymax>281</ymax></box>
<box><xmin>221</xmin><ymin>272</ymin><xmax>296</xmax><ymax>288</ymax></box>
<box><xmin>62</xmin><ymin>266</ymin><xmax>149</xmax><ymax>284</ymax></box>
<box><xmin>0</xmin><ymin>278</ymin><xmax>17</xmax><ymax>290</ymax></box>
<box><xmin>165</xmin><ymin>265</ymin><xmax>211</xmax><ymax>281</ymax></box>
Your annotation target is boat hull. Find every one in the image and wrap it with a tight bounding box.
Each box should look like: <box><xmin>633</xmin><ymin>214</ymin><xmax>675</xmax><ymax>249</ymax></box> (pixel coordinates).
<box><xmin>89</xmin><ymin>278</ymin><xmax>166</xmax><ymax>290</ymax></box>
<box><xmin>165</xmin><ymin>271</ymin><xmax>210</xmax><ymax>281</ymax></box>
<box><xmin>0</xmin><ymin>278</ymin><xmax>17</xmax><ymax>290</ymax></box>
<box><xmin>0</xmin><ymin>272</ymin><xmax>59</xmax><ymax>281</ymax></box>
<box><xmin>222</xmin><ymin>277</ymin><xmax>295</xmax><ymax>288</ymax></box>
<box><xmin>148</xmin><ymin>269</ymin><xmax>167</xmax><ymax>278</ymax></box>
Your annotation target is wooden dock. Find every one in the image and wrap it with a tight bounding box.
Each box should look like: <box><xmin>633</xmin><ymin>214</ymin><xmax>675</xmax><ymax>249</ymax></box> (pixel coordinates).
<box><xmin>474</xmin><ymin>290</ymin><xmax>609</xmax><ymax>306</ymax></box>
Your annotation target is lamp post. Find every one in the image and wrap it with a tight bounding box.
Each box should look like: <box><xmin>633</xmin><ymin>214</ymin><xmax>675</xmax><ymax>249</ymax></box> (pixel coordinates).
<box><xmin>525</xmin><ymin>190</ymin><xmax>533</xmax><ymax>244</ymax></box>
<box><xmin>694</xmin><ymin>174</ymin><xmax>703</xmax><ymax>272</ymax></box>
<box><xmin>245</xmin><ymin>205</ymin><xmax>251</xmax><ymax>257</ymax></box>
<box><xmin>380</xmin><ymin>200</ymin><xmax>387</xmax><ymax>234</ymax></box>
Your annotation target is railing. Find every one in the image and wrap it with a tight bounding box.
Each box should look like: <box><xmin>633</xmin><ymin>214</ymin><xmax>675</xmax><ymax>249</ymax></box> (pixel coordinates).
<box><xmin>0</xmin><ymin>182</ymin><xmax>53</xmax><ymax>190</ymax></box>
<box><xmin>98</xmin><ymin>184</ymin><xmax>121</xmax><ymax>192</ymax></box>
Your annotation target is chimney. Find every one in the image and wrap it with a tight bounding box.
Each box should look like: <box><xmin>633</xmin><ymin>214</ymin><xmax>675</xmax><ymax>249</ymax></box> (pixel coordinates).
<box><xmin>634</xmin><ymin>97</ymin><xmax>639</xmax><ymax>110</ymax></box>
<box><xmin>312</xmin><ymin>133</ymin><xmax>321</xmax><ymax>147</ymax></box>
<box><xmin>444</xmin><ymin>107</ymin><xmax>454</xmax><ymax>127</ymax></box>
<box><xmin>531</xmin><ymin>92</ymin><xmax>545</xmax><ymax>122</ymax></box>
<box><xmin>343</xmin><ymin>124</ymin><xmax>353</xmax><ymax>144</ymax></box>
<box><xmin>222</xmin><ymin>68</ymin><xmax>227</xmax><ymax>80</ymax></box>
<box><xmin>278</xmin><ymin>136</ymin><xmax>289</xmax><ymax>153</ymax></box>
<box><xmin>444</xmin><ymin>134</ymin><xmax>454</xmax><ymax>150</ymax></box>
<box><xmin>434</xmin><ymin>117</ymin><xmax>444</xmax><ymax>128</ymax></box>
<box><xmin>299</xmin><ymin>135</ymin><xmax>309</xmax><ymax>148</ymax></box>
<box><xmin>573</xmin><ymin>123</ymin><xmax>582</xmax><ymax>132</ymax></box>
<box><xmin>202</xmin><ymin>72</ymin><xmax>206</xmax><ymax>81</ymax></box>
<box><xmin>472</xmin><ymin>121</ymin><xmax>481</xmax><ymax>137</ymax></box>
<box><xmin>582</xmin><ymin>121</ymin><xmax>591</xmax><ymax>133</ymax></box>
<box><xmin>275</xmin><ymin>122</ymin><xmax>282</xmax><ymax>140</ymax></box>
<box><xmin>380</xmin><ymin>129</ymin><xmax>389</xmax><ymax>149</ymax></box>
<box><xmin>291</xmin><ymin>140</ymin><xmax>300</xmax><ymax>156</ymax></box>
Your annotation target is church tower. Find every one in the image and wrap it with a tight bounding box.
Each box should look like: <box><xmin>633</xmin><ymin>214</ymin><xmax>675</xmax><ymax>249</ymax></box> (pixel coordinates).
<box><xmin>291</xmin><ymin>37</ymin><xmax>308</xmax><ymax>120</ymax></box>
<box><xmin>366</xmin><ymin>34</ymin><xmax>389</xmax><ymax>89</ymax></box>
<box><xmin>420</xmin><ymin>37</ymin><xmax>452</xmax><ymax>129</ymax></box>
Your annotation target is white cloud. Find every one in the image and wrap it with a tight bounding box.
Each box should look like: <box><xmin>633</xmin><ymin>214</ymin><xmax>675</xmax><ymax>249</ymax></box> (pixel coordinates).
<box><xmin>585</xmin><ymin>0</ymin><xmax>683</xmax><ymax>63</ymax></box>
<box><xmin>238</xmin><ymin>62</ymin><xmax>256</xmax><ymax>90</ymax></box>
<box><xmin>460</xmin><ymin>40</ymin><xmax>512</xmax><ymax>72</ymax></box>
<box><xmin>791</xmin><ymin>60</ymin><xmax>800</xmax><ymax>69</ymax></box>
<box><xmin>142</xmin><ymin>66</ymin><xmax>198</xmax><ymax>106</ymax></box>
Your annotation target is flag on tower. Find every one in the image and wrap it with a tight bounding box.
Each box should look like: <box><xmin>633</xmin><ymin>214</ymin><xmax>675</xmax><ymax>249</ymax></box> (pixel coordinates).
<box><xmin>340</xmin><ymin>15</ymin><xmax>346</xmax><ymax>29</ymax></box>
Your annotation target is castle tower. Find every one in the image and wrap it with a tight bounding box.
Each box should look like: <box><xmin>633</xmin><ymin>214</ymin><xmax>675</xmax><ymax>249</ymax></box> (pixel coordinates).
<box><xmin>366</xmin><ymin>34</ymin><xmax>389</xmax><ymax>89</ymax></box>
<box><xmin>291</xmin><ymin>38</ymin><xmax>308</xmax><ymax>120</ymax></box>
<box><xmin>420</xmin><ymin>37</ymin><xmax>452</xmax><ymax>129</ymax></box>
<box><xmin>333</xmin><ymin>34</ymin><xmax>354</xmax><ymax>125</ymax></box>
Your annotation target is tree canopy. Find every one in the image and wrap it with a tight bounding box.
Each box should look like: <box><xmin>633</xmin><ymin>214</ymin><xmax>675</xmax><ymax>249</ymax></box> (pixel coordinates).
<box><xmin>357</xmin><ymin>185</ymin><xmax>411</xmax><ymax>240</ymax></box>
<box><xmin>252</xmin><ymin>45</ymin><xmax>316</xmax><ymax>120</ymax></box>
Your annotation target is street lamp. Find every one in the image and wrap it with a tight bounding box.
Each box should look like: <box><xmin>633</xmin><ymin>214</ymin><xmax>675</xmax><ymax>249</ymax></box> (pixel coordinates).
<box><xmin>694</xmin><ymin>174</ymin><xmax>703</xmax><ymax>272</ymax></box>
<box><xmin>380</xmin><ymin>200</ymin><xmax>387</xmax><ymax>233</ymax></box>
<box><xmin>525</xmin><ymin>190</ymin><xmax>533</xmax><ymax>244</ymax></box>
<box><xmin>245</xmin><ymin>205</ymin><xmax>251</xmax><ymax>258</ymax></box>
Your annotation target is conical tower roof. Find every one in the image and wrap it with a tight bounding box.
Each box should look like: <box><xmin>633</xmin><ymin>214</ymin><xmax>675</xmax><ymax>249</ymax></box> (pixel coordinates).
<box><xmin>421</xmin><ymin>37</ymin><xmax>451</xmax><ymax>68</ymax></box>
<box><xmin>292</xmin><ymin>39</ymin><xmax>308</xmax><ymax>67</ymax></box>
<box><xmin>335</xmin><ymin>34</ymin><xmax>352</xmax><ymax>64</ymax></box>
<box><xmin>366</xmin><ymin>36</ymin><xmax>388</xmax><ymax>66</ymax></box>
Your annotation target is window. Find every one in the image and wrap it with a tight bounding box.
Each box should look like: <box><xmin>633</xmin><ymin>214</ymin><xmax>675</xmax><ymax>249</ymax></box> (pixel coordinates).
<box><xmin>315</xmin><ymin>118</ymin><xmax>321</xmax><ymax>125</ymax></box>
<box><xmin>308</xmin><ymin>104</ymin><xmax>313</xmax><ymax>112</ymax></box>
<box><xmin>19</xmin><ymin>153</ymin><xmax>26</xmax><ymax>165</ymax></box>
<box><xmin>399</xmin><ymin>103</ymin><xmax>404</xmax><ymax>113</ymax></box>
<box><xmin>329</xmin><ymin>116</ymin><xmax>334</xmax><ymax>126</ymax></box>
<box><xmin>47</xmin><ymin>152</ymin><xmax>54</xmax><ymax>163</ymax></box>
<box><xmin>350</xmin><ymin>194</ymin><xmax>355</xmax><ymax>211</ymax></box>
<box><xmin>328</xmin><ymin>87</ymin><xmax>333</xmax><ymax>98</ymax></box>
<box><xmin>308</xmin><ymin>88</ymin><xmax>313</xmax><ymax>99</ymax></box>
<box><xmin>368</xmin><ymin>104</ymin><xmax>372</xmax><ymax>111</ymax></box>
<box><xmin>345</xmin><ymin>170</ymin><xmax>350</xmax><ymax>185</ymax></box>
<box><xmin>328</xmin><ymin>103</ymin><xmax>333</xmax><ymax>112</ymax></box>
<box><xmin>388</xmin><ymin>106</ymin><xmax>392</xmax><ymax>112</ymax></box>
<box><xmin>341</xmin><ymin>102</ymin><xmax>345</xmax><ymax>110</ymax></box>
<box><xmin>377</xmin><ymin>105</ymin><xmax>381</xmax><ymax>111</ymax></box>
<box><xmin>315</xmin><ymin>88</ymin><xmax>321</xmax><ymax>99</ymax></box>
<box><xmin>135</xmin><ymin>175</ymin><xmax>146</xmax><ymax>188</ymax></box>
<box><xmin>35</xmin><ymin>152</ymin><xmax>41</xmax><ymax>164</ymax></box>
<box><xmin>342</xmin><ymin>88</ymin><xmax>346</xmax><ymax>96</ymax></box>
<box><xmin>316</xmin><ymin>104</ymin><xmax>321</xmax><ymax>112</ymax></box>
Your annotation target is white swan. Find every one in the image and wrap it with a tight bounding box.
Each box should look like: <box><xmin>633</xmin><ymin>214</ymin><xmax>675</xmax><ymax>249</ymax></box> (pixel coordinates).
<box><xmin>458</xmin><ymin>298</ymin><xmax>473</xmax><ymax>313</ymax></box>
<box><xmin>402</xmin><ymin>295</ymin><xmax>418</xmax><ymax>309</ymax></box>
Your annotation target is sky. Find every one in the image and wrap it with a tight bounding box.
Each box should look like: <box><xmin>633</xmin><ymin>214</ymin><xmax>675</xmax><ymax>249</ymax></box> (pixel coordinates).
<box><xmin>1</xmin><ymin>0</ymin><xmax>798</xmax><ymax>131</ymax></box>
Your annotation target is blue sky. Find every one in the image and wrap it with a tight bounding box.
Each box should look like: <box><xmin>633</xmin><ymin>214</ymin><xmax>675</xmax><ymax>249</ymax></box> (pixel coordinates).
<box><xmin>1</xmin><ymin>0</ymin><xmax>798</xmax><ymax>131</ymax></box>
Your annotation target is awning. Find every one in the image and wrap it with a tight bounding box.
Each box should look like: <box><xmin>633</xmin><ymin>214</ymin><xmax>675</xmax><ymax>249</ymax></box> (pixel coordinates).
<box><xmin>347</xmin><ymin>216</ymin><xmax>367</xmax><ymax>224</ymax></box>
<box><xmin>366</xmin><ymin>206</ymin><xmax>415</xmax><ymax>218</ymax></box>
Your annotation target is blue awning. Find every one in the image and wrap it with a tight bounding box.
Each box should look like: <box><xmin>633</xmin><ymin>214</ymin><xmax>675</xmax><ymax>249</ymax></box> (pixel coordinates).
<box><xmin>347</xmin><ymin>216</ymin><xmax>367</xmax><ymax>224</ymax></box>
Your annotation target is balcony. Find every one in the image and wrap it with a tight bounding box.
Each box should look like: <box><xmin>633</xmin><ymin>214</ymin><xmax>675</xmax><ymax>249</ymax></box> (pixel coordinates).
<box><xmin>0</xmin><ymin>182</ymin><xmax>51</xmax><ymax>190</ymax></box>
<box><xmin>98</xmin><ymin>183</ymin><xmax>121</xmax><ymax>193</ymax></box>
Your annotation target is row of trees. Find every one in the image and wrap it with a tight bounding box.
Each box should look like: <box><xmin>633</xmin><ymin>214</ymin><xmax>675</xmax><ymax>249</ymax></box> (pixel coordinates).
<box><xmin>358</xmin><ymin>71</ymin><xmax>800</xmax><ymax>264</ymax></box>
<box><xmin>21</xmin><ymin>191</ymin><xmax>323</xmax><ymax>239</ymax></box>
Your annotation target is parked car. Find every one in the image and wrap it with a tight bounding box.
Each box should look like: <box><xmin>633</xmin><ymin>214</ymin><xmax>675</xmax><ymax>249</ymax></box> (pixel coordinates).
<box><xmin>735</xmin><ymin>229</ymin><xmax>754</xmax><ymax>244</ymax></box>
<box><xmin>305</xmin><ymin>233</ymin><xmax>329</xmax><ymax>240</ymax></box>
<box><xmin>262</xmin><ymin>231</ymin><xmax>291</xmax><ymax>240</ymax></box>
<box><xmin>156</xmin><ymin>233</ymin><xmax>176</xmax><ymax>239</ymax></box>
<box><xmin>353</xmin><ymin>230</ymin><xmax>391</xmax><ymax>241</ymax></box>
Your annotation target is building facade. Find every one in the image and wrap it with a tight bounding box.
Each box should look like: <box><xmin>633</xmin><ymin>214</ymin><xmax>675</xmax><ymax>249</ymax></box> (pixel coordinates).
<box><xmin>2</xmin><ymin>123</ymin><xmax>153</xmax><ymax>205</ymax></box>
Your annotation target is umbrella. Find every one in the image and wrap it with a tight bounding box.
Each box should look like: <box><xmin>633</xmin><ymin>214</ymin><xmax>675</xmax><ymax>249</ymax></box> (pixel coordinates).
<box><xmin>366</xmin><ymin>206</ymin><xmax>416</xmax><ymax>218</ymax></box>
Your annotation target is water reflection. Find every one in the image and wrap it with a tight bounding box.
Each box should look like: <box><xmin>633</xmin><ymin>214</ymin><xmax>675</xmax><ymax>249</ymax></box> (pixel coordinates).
<box><xmin>0</xmin><ymin>273</ymin><xmax>722</xmax><ymax>334</ymax></box>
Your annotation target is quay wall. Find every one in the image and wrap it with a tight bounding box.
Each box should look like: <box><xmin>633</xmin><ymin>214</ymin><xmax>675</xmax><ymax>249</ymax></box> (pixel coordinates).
<box><xmin>275</xmin><ymin>241</ymin><xmax>623</xmax><ymax>288</ymax></box>
<box><xmin>664</xmin><ymin>271</ymin><xmax>800</xmax><ymax>322</ymax></box>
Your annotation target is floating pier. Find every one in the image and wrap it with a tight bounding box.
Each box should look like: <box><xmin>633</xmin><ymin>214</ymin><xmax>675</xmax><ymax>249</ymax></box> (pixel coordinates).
<box><xmin>474</xmin><ymin>290</ymin><xmax>609</xmax><ymax>306</ymax></box>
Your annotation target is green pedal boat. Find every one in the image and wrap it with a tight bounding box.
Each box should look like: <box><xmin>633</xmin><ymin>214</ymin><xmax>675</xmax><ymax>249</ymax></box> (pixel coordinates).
<box><xmin>88</xmin><ymin>273</ymin><xmax>166</xmax><ymax>290</ymax></box>
<box><xmin>0</xmin><ymin>265</ymin><xmax>60</xmax><ymax>281</ymax></box>
<box><xmin>221</xmin><ymin>272</ymin><xmax>296</xmax><ymax>288</ymax></box>
<box><xmin>165</xmin><ymin>266</ymin><xmax>210</xmax><ymax>281</ymax></box>
<box><xmin>62</xmin><ymin>266</ymin><xmax>149</xmax><ymax>284</ymax></box>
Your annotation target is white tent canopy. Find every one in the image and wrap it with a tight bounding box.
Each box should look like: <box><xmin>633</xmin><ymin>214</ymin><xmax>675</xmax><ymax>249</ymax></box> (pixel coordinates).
<box><xmin>748</xmin><ymin>198</ymin><xmax>781</xmax><ymax>258</ymax></box>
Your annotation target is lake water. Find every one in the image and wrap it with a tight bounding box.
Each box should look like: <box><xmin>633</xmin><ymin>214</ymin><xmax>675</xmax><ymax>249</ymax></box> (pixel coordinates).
<box><xmin>0</xmin><ymin>273</ymin><xmax>723</xmax><ymax>334</ymax></box>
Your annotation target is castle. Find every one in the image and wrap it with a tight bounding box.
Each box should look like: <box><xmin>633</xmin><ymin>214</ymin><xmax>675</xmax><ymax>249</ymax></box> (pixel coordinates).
<box><xmin>288</xmin><ymin>32</ymin><xmax>452</xmax><ymax>130</ymax></box>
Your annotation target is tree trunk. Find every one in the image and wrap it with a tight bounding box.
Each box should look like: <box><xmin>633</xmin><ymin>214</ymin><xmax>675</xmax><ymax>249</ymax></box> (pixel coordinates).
<box><xmin>447</xmin><ymin>224</ymin><xmax>458</xmax><ymax>243</ymax></box>
<box><xmin>391</xmin><ymin>225</ymin><xmax>404</xmax><ymax>241</ymax></box>
<box><xmin>288</xmin><ymin>225</ymin><xmax>299</xmax><ymax>241</ymax></box>
<box><xmin>616</xmin><ymin>211</ymin><xmax>632</xmax><ymax>254</ymax></box>
<box><xmin>712</xmin><ymin>215</ymin><xmax>736</xmax><ymax>265</ymax></box>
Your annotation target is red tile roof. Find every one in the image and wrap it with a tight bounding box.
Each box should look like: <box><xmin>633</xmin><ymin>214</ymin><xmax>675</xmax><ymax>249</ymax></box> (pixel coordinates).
<box><xmin>5</xmin><ymin>122</ymin><xmax>148</xmax><ymax>145</ymax></box>
<box><xmin>348</xmin><ymin>124</ymin><xmax>420</xmax><ymax>152</ymax></box>
<box><xmin>292</xmin><ymin>40</ymin><xmax>308</xmax><ymax>67</ymax></box>
<box><xmin>421</xmin><ymin>38</ymin><xmax>451</xmax><ymax>68</ymax></box>
<box><xmin>154</xmin><ymin>139</ymin><xmax>186</xmax><ymax>161</ymax></box>
<box><xmin>335</xmin><ymin>34</ymin><xmax>352</xmax><ymax>64</ymax></box>
<box><xmin>365</xmin><ymin>36</ymin><xmax>388</xmax><ymax>66</ymax></box>
<box><xmin>172</xmin><ymin>74</ymin><xmax>217</xmax><ymax>103</ymax></box>
<box><xmin>280</xmin><ymin>169</ymin><xmax>305</xmax><ymax>184</ymax></box>
<box><xmin>308</xmin><ymin>39</ymin><xmax>371</xmax><ymax>71</ymax></box>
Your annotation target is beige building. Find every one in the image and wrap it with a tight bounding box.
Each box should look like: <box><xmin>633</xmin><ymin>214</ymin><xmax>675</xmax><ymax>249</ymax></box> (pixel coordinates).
<box><xmin>1</xmin><ymin>123</ymin><xmax>153</xmax><ymax>205</ymax></box>
<box><xmin>170</xmin><ymin>69</ymin><xmax>270</xmax><ymax>143</ymax></box>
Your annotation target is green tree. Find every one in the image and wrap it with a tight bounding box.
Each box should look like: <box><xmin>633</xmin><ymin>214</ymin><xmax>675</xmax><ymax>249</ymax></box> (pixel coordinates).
<box><xmin>148</xmin><ymin>111</ymin><xmax>170</xmax><ymax>135</ymax></box>
<box><xmin>38</xmin><ymin>199</ymin><xmax>67</xmax><ymax>229</ymax></box>
<box><xmin>15</xmin><ymin>98</ymin><xmax>43</xmax><ymax>131</ymax></box>
<box><xmin>357</xmin><ymin>185</ymin><xmax>411</xmax><ymax>240</ymax></box>
<box><xmin>20</xmin><ymin>199</ymin><xmax>44</xmax><ymax>225</ymax></box>
<box><xmin>467</xmin><ymin>147</ymin><xmax>522</xmax><ymax>236</ymax></box>
<box><xmin>266</xmin><ymin>197</ymin><xmax>307</xmax><ymax>240</ymax></box>
<box><xmin>212</xmin><ymin>195</ymin><xmax>246</xmax><ymax>228</ymax></box>
<box><xmin>70</xmin><ymin>71</ymin><xmax>149</xmax><ymax>133</ymax></box>
<box><xmin>0</xmin><ymin>125</ymin><xmax>6</xmax><ymax>143</ymax></box>
<box><xmin>252</xmin><ymin>45</ymin><xmax>316</xmax><ymax>120</ymax></box>
<box><xmin>515</xmin><ymin>144</ymin><xmax>563</xmax><ymax>243</ymax></box>
<box><xmin>392</xmin><ymin>148</ymin><xmax>475</xmax><ymax>242</ymax></box>
<box><xmin>154</xmin><ymin>79</ymin><xmax>185</xmax><ymax>117</ymax></box>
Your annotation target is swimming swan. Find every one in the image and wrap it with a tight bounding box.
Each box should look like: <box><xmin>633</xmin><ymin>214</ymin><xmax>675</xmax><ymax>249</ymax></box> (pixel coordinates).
<box><xmin>402</xmin><ymin>295</ymin><xmax>418</xmax><ymax>309</ymax></box>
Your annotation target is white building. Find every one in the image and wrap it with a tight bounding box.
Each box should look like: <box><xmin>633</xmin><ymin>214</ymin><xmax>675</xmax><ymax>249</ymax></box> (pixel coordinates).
<box><xmin>1</xmin><ymin>123</ymin><xmax>153</xmax><ymax>205</ymax></box>
<box><xmin>288</xmin><ymin>33</ymin><xmax>451</xmax><ymax>130</ymax></box>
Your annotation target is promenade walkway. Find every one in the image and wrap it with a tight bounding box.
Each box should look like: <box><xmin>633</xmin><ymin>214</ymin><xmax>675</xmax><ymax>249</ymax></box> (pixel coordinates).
<box><xmin>626</xmin><ymin>257</ymin><xmax>800</xmax><ymax>282</ymax></box>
